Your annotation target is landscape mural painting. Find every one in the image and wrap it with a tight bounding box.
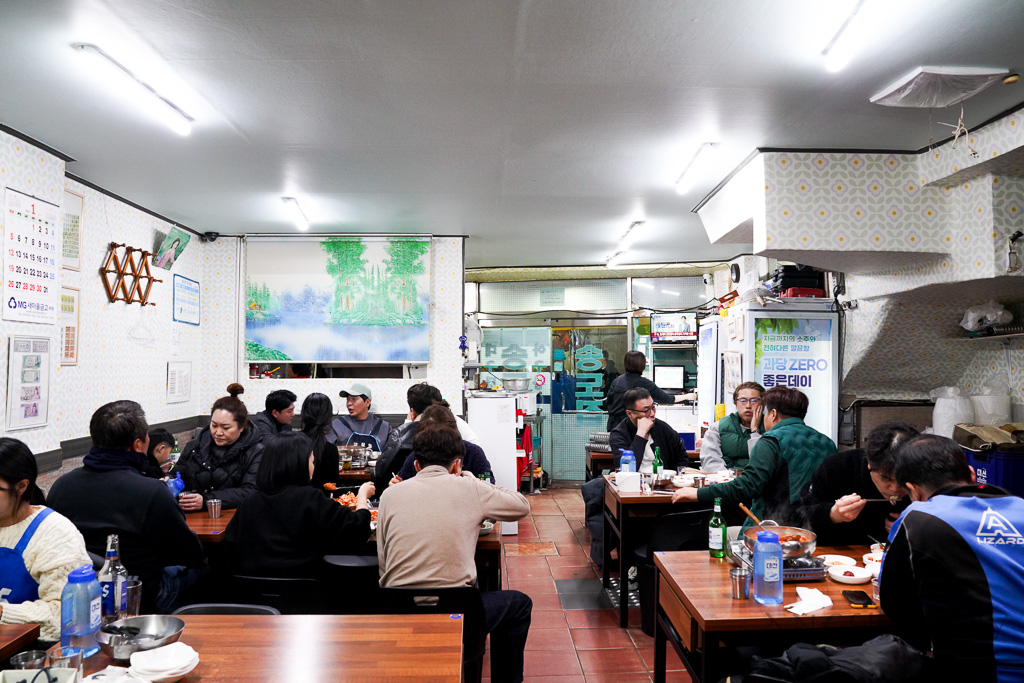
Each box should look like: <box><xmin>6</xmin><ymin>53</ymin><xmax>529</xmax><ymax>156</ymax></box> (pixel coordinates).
<box><xmin>245</xmin><ymin>237</ymin><xmax>431</xmax><ymax>362</ymax></box>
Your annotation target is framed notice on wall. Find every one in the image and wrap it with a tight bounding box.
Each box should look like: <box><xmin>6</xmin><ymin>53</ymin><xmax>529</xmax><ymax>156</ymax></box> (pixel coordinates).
<box><xmin>167</xmin><ymin>361</ymin><xmax>192</xmax><ymax>403</ymax></box>
<box><xmin>62</xmin><ymin>189</ymin><xmax>83</xmax><ymax>271</ymax></box>
<box><xmin>173</xmin><ymin>274</ymin><xmax>200</xmax><ymax>325</ymax></box>
<box><xmin>3</xmin><ymin>188</ymin><xmax>60</xmax><ymax>324</ymax></box>
<box><xmin>60</xmin><ymin>286</ymin><xmax>80</xmax><ymax>365</ymax></box>
<box><xmin>6</xmin><ymin>335</ymin><xmax>50</xmax><ymax>431</ymax></box>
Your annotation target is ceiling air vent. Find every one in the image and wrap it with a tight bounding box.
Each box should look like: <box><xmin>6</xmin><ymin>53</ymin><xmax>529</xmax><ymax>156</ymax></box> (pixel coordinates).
<box><xmin>870</xmin><ymin>66</ymin><xmax>1008</xmax><ymax>108</ymax></box>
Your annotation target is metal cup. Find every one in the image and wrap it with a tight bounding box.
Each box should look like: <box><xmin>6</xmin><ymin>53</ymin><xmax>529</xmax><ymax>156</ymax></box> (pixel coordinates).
<box><xmin>207</xmin><ymin>498</ymin><xmax>222</xmax><ymax>518</ymax></box>
<box><xmin>729</xmin><ymin>567</ymin><xmax>752</xmax><ymax>599</ymax></box>
<box><xmin>692</xmin><ymin>475</ymin><xmax>707</xmax><ymax>488</ymax></box>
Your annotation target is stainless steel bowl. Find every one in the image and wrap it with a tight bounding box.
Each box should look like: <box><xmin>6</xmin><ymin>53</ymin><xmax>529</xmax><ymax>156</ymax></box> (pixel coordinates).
<box><xmin>96</xmin><ymin>615</ymin><xmax>185</xmax><ymax>661</ymax></box>
<box><xmin>742</xmin><ymin>525</ymin><xmax>817</xmax><ymax>558</ymax></box>
<box><xmin>503</xmin><ymin>377</ymin><xmax>531</xmax><ymax>391</ymax></box>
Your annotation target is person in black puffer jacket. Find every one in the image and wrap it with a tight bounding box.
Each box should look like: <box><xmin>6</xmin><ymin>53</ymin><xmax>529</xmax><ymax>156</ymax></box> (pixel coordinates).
<box><xmin>176</xmin><ymin>383</ymin><xmax>264</xmax><ymax>511</ymax></box>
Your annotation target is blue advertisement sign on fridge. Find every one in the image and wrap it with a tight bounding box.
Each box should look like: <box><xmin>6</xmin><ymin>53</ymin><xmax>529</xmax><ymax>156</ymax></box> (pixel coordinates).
<box><xmin>753</xmin><ymin>318</ymin><xmax>834</xmax><ymax>437</ymax></box>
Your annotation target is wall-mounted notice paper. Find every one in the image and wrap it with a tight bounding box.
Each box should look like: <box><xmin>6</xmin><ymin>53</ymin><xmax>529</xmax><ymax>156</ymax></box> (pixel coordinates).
<box><xmin>3</xmin><ymin>188</ymin><xmax>60</xmax><ymax>324</ymax></box>
<box><xmin>6</xmin><ymin>335</ymin><xmax>50</xmax><ymax>431</ymax></box>
<box><xmin>62</xmin><ymin>189</ymin><xmax>83</xmax><ymax>271</ymax></box>
<box><xmin>60</xmin><ymin>286</ymin><xmax>80</xmax><ymax>365</ymax></box>
<box><xmin>173</xmin><ymin>274</ymin><xmax>201</xmax><ymax>325</ymax></box>
<box><xmin>167</xmin><ymin>361</ymin><xmax>192</xmax><ymax>403</ymax></box>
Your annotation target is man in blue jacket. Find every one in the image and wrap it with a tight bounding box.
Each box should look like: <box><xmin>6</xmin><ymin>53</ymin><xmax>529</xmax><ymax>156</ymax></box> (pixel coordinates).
<box><xmin>881</xmin><ymin>434</ymin><xmax>1024</xmax><ymax>682</ymax></box>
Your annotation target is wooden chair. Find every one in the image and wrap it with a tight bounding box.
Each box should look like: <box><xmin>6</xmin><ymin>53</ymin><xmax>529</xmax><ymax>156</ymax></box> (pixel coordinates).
<box><xmin>376</xmin><ymin>586</ymin><xmax>487</xmax><ymax>683</ymax></box>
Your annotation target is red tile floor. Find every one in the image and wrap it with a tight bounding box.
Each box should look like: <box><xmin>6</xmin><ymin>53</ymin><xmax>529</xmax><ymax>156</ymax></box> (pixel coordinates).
<box><xmin>484</xmin><ymin>485</ymin><xmax>692</xmax><ymax>683</ymax></box>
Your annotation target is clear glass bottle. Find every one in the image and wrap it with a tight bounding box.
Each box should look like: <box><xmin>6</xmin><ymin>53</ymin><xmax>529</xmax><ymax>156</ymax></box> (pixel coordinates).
<box><xmin>97</xmin><ymin>534</ymin><xmax>128</xmax><ymax>624</ymax></box>
<box><xmin>708</xmin><ymin>498</ymin><xmax>726</xmax><ymax>558</ymax></box>
<box><xmin>752</xmin><ymin>530</ymin><xmax>784</xmax><ymax>605</ymax></box>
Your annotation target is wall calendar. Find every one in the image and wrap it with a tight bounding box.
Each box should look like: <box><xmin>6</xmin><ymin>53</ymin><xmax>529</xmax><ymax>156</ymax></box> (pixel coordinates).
<box><xmin>3</xmin><ymin>187</ymin><xmax>60</xmax><ymax>324</ymax></box>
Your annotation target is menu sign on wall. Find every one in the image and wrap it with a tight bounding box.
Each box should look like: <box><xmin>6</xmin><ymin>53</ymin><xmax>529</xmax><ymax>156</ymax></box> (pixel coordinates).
<box><xmin>6</xmin><ymin>335</ymin><xmax>50</xmax><ymax>431</ymax></box>
<box><xmin>3</xmin><ymin>188</ymin><xmax>60</xmax><ymax>324</ymax></box>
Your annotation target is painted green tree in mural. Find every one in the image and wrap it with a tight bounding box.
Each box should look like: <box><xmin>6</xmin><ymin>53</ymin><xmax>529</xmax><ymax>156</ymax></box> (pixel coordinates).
<box><xmin>384</xmin><ymin>239</ymin><xmax>430</xmax><ymax>319</ymax></box>
<box><xmin>322</xmin><ymin>239</ymin><xmax>368</xmax><ymax>323</ymax></box>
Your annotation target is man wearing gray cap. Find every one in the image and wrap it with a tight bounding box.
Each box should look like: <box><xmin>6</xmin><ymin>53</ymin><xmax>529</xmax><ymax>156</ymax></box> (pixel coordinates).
<box><xmin>329</xmin><ymin>383</ymin><xmax>392</xmax><ymax>451</ymax></box>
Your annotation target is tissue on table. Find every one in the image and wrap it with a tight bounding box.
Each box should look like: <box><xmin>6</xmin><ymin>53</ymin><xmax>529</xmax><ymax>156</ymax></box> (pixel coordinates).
<box><xmin>614</xmin><ymin>471</ymin><xmax>641</xmax><ymax>492</ymax></box>
<box><xmin>785</xmin><ymin>587</ymin><xmax>833</xmax><ymax>615</ymax></box>
<box><xmin>129</xmin><ymin>642</ymin><xmax>199</xmax><ymax>676</ymax></box>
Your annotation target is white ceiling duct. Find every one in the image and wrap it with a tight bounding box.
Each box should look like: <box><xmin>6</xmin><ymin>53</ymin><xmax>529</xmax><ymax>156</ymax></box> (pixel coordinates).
<box><xmin>871</xmin><ymin>66</ymin><xmax>1009</xmax><ymax>108</ymax></box>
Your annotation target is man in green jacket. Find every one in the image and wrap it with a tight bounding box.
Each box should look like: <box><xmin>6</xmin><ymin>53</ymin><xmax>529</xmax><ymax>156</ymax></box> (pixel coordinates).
<box><xmin>673</xmin><ymin>386</ymin><xmax>836</xmax><ymax>528</ymax></box>
<box><xmin>699</xmin><ymin>381</ymin><xmax>765</xmax><ymax>472</ymax></box>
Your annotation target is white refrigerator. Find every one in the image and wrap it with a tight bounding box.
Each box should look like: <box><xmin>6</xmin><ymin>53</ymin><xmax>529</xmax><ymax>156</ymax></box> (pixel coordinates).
<box><xmin>467</xmin><ymin>393</ymin><xmax>520</xmax><ymax>534</ymax></box>
<box><xmin>697</xmin><ymin>298</ymin><xmax>839</xmax><ymax>441</ymax></box>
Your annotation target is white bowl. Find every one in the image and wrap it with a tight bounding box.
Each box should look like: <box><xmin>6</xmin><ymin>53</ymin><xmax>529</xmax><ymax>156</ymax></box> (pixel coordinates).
<box><xmin>862</xmin><ymin>551</ymin><xmax>883</xmax><ymax>565</ymax></box>
<box><xmin>827</xmin><ymin>565</ymin><xmax>872</xmax><ymax>585</ymax></box>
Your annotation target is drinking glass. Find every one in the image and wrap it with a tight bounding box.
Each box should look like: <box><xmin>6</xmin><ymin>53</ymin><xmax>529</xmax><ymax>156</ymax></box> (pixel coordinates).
<box><xmin>47</xmin><ymin>644</ymin><xmax>84</xmax><ymax>680</ymax></box>
<box><xmin>341</xmin><ymin>451</ymin><xmax>353</xmax><ymax>471</ymax></box>
<box><xmin>10</xmin><ymin>649</ymin><xmax>47</xmax><ymax>669</ymax></box>
<box><xmin>124</xmin><ymin>579</ymin><xmax>143</xmax><ymax>617</ymax></box>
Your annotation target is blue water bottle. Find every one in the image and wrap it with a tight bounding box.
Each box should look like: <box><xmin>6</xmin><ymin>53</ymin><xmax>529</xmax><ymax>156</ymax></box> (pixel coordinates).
<box><xmin>61</xmin><ymin>565</ymin><xmax>102</xmax><ymax>657</ymax></box>
<box><xmin>166</xmin><ymin>472</ymin><xmax>184</xmax><ymax>498</ymax></box>
<box><xmin>619</xmin><ymin>449</ymin><xmax>636</xmax><ymax>473</ymax></box>
<box><xmin>753</xmin><ymin>530</ymin><xmax>784</xmax><ymax>605</ymax></box>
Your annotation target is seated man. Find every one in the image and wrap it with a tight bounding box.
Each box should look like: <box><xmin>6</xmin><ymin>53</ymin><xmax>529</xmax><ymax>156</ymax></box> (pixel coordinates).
<box><xmin>795</xmin><ymin>421</ymin><xmax>916</xmax><ymax>544</ymax></box>
<box><xmin>392</xmin><ymin>405</ymin><xmax>494</xmax><ymax>484</ymax></box>
<box><xmin>47</xmin><ymin>401</ymin><xmax>205</xmax><ymax>614</ymax></box>
<box><xmin>881</xmin><ymin>434</ymin><xmax>1024</xmax><ymax>681</ymax></box>
<box><xmin>581</xmin><ymin>387</ymin><xmax>688</xmax><ymax>568</ymax></box>
<box><xmin>374</xmin><ymin>383</ymin><xmax>435</xmax><ymax>491</ymax></box>
<box><xmin>672</xmin><ymin>386</ymin><xmax>836</xmax><ymax>528</ymax></box>
<box><xmin>699</xmin><ymin>381</ymin><xmax>764</xmax><ymax>473</ymax></box>
<box><xmin>377</xmin><ymin>427</ymin><xmax>532</xmax><ymax>683</ymax></box>
<box><xmin>329</xmin><ymin>384</ymin><xmax>392</xmax><ymax>451</ymax></box>
<box><xmin>609</xmin><ymin>387</ymin><xmax>687</xmax><ymax>473</ymax></box>
<box><xmin>250</xmin><ymin>389</ymin><xmax>296</xmax><ymax>441</ymax></box>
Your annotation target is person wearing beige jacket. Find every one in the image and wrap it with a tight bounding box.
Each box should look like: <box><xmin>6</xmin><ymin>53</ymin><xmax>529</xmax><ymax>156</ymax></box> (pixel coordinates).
<box><xmin>0</xmin><ymin>438</ymin><xmax>91</xmax><ymax>642</ymax></box>
<box><xmin>378</xmin><ymin>423</ymin><xmax>532</xmax><ymax>683</ymax></box>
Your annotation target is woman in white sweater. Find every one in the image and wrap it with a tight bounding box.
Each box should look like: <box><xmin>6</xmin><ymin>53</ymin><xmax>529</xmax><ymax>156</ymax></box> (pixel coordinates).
<box><xmin>0</xmin><ymin>438</ymin><xmax>91</xmax><ymax>642</ymax></box>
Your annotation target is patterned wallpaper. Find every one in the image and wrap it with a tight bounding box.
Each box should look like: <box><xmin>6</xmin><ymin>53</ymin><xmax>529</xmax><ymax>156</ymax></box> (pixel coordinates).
<box><xmin>0</xmin><ymin>131</ymin><xmax>66</xmax><ymax>452</ymax></box>
<box><xmin>234</xmin><ymin>237</ymin><xmax>466</xmax><ymax>417</ymax></box>
<box><xmin>919</xmin><ymin>109</ymin><xmax>1024</xmax><ymax>186</ymax></box>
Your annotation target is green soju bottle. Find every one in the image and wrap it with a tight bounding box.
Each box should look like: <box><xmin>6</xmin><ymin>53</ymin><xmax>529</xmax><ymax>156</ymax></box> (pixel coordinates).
<box><xmin>709</xmin><ymin>497</ymin><xmax>727</xmax><ymax>558</ymax></box>
<box><xmin>653</xmin><ymin>446</ymin><xmax>662</xmax><ymax>475</ymax></box>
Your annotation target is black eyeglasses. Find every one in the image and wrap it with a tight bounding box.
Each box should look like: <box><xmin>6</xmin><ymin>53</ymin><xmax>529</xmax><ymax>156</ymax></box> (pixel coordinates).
<box><xmin>736</xmin><ymin>397</ymin><xmax>761</xmax><ymax>405</ymax></box>
<box><xmin>627</xmin><ymin>405</ymin><xmax>656</xmax><ymax>415</ymax></box>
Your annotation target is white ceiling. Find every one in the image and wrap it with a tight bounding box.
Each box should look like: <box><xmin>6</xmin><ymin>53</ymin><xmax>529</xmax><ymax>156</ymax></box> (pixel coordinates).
<box><xmin>1</xmin><ymin>0</ymin><xmax>1023</xmax><ymax>268</ymax></box>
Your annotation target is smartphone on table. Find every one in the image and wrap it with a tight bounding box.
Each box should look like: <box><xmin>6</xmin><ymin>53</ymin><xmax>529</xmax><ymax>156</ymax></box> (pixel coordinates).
<box><xmin>841</xmin><ymin>589</ymin><xmax>876</xmax><ymax>609</ymax></box>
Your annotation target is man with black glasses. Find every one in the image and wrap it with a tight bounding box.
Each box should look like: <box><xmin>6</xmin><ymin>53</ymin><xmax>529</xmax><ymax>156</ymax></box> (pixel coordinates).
<box><xmin>609</xmin><ymin>387</ymin><xmax>687</xmax><ymax>473</ymax></box>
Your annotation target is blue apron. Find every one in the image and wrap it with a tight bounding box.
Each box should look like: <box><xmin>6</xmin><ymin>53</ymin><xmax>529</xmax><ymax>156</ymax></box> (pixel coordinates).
<box><xmin>0</xmin><ymin>507</ymin><xmax>54</xmax><ymax>604</ymax></box>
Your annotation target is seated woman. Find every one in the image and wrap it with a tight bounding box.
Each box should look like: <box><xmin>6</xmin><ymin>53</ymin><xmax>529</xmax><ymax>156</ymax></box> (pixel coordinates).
<box><xmin>392</xmin><ymin>405</ymin><xmax>494</xmax><ymax>484</ymax></box>
<box><xmin>300</xmin><ymin>392</ymin><xmax>341</xmax><ymax>490</ymax></box>
<box><xmin>224</xmin><ymin>432</ymin><xmax>374</xmax><ymax>577</ymax></box>
<box><xmin>142</xmin><ymin>428</ymin><xmax>176</xmax><ymax>479</ymax></box>
<box><xmin>176</xmin><ymin>383</ymin><xmax>264</xmax><ymax>511</ymax></box>
<box><xmin>0</xmin><ymin>438</ymin><xmax>92</xmax><ymax>642</ymax></box>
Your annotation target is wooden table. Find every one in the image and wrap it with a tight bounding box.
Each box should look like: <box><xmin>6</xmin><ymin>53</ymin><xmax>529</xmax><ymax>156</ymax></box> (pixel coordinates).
<box><xmin>186</xmin><ymin>508</ymin><xmax>235</xmax><ymax>542</ymax></box>
<box><xmin>653</xmin><ymin>547</ymin><xmax>891</xmax><ymax>683</ymax></box>
<box><xmin>602</xmin><ymin>474</ymin><xmax>708</xmax><ymax>626</ymax></box>
<box><xmin>589</xmin><ymin>450</ymin><xmax>702</xmax><ymax>480</ymax></box>
<box><xmin>83</xmin><ymin>614</ymin><xmax>463</xmax><ymax>681</ymax></box>
<box><xmin>337</xmin><ymin>468</ymin><xmax>371</xmax><ymax>483</ymax></box>
<box><xmin>0</xmin><ymin>623</ymin><xmax>40</xmax><ymax>662</ymax></box>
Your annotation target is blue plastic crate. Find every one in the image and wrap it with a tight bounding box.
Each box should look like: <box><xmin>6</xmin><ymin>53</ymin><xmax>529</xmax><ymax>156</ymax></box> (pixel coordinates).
<box><xmin>963</xmin><ymin>447</ymin><xmax>1024</xmax><ymax>497</ymax></box>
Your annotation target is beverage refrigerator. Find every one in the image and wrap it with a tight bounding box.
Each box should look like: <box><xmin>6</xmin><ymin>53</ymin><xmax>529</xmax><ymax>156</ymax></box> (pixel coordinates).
<box><xmin>696</xmin><ymin>298</ymin><xmax>840</xmax><ymax>441</ymax></box>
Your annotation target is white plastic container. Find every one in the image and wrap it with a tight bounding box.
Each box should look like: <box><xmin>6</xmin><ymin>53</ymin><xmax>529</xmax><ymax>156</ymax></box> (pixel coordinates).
<box><xmin>971</xmin><ymin>395</ymin><xmax>1011</xmax><ymax>425</ymax></box>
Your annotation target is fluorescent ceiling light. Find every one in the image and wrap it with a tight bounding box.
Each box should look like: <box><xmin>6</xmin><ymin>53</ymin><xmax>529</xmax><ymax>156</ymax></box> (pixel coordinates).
<box><xmin>281</xmin><ymin>197</ymin><xmax>309</xmax><ymax>231</ymax></box>
<box><xmin>618</xmin><ymin>220</ymin><xmax>645</xmax><ymax>250</ymax></box>
<box><xmin>822</xmin><ymin>0</ymin><xmax>869</xmax><ymax>73</ymax></box>
<box><xmin>674</xmin><ymin>143</ymin><xmax>717</xmax><ymax>195</ymax></box>
<box><xmin>606</xmin><ymin>251</ymin><xmax>628</xmax><ymax>268</ymax></box>
<box><xmin>660</xmin><ymin>289</ymin><xmax>680</xmax><ymax>296</ymax></box>
<box><xmin>73</xmin><ymin>43</ymin><xmax>193</xmax><ymax>136</ymax></box>
<box><xmin>633</xmin><ymin>281</ymin><xmax>655</xmax><ymax>290</ymax></box>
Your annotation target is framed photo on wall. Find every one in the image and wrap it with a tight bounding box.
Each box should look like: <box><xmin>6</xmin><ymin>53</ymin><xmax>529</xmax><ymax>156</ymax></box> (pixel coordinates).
<box><xmin>62</xmin><ymin>189</ymin><xmax>83</xmax><ymax>271</ymax></box>
<box><xmin>6</xmin><ymin>335</ymin><xmax>51</xmax><ymax>431</ymax></box>
<box><xmin>60</xmin><ymin>286</ymin><xmax>80</xmax><ymax>365</ymax></box>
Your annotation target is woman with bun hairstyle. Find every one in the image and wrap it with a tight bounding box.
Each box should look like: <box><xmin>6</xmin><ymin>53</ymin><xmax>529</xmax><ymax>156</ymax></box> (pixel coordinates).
<box><xmin>176</xmin><ymin>383</ymin><xmax>264</xmax><ymax>511</ymax></box>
